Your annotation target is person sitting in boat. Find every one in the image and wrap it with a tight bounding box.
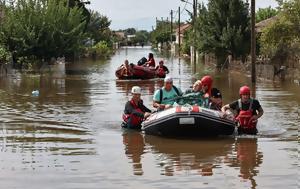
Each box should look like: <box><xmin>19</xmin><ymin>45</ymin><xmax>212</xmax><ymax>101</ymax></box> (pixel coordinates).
<box><xmin>120</xmin><ymin>59</ymin><xmax>133</xmax><ymax>76</ymax></box>
<box><xmin>200</xmin><ymin>75</ymin><xmax>213</xmax><ymax>97</ymax></box>
<box><xmin>209</xmin><ymin>88</ymin><xmax>222</xmax><ymax>110</ymax></box>
<box><xmin>184</xmin><ymin>80</ymin><xmax>202</xmax><ymax>94</ymax></box>
<box><xmin>122</xmin><ymin>86</ymin><xmax>152</xmax><ymax>129</ymax></box>
<box><xmin>153</xmin><ymin>76</ymin><xmax>183</xmax><ymax>111</ymax></box>
<box><xmin>144</xmin><ymin>53</ymin><xmax>156</xmax><ymax>67</ymax></box>
<box><xmin>199</xmin><ymin>75</ymin><xmax>213</xmax><ymax>108</ymax></box>
<box><xmin>182</xmin><ymin>76</ymin><xmax>213</xmax><ymax>107</ymax></box>
<box><xmin>178</xmin><ymin>80</ymin><xmax>204</xmax><ymax>106</ymax></box>
<box><xmin>221</xmin><ymin>85</ymin><xmax>264</xmax><ymax>135</ymax></box>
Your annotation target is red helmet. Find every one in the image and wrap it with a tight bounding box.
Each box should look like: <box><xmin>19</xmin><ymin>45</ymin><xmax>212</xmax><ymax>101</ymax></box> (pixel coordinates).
<box><xmin>239</xmin><ymin>86</ymin><xmax>251</xmax><ymax>95</ymax></box>
<box><xmin>200</xmin><ymin>75</ymin><xmax>213</xmax><ymax>87</ymax></box>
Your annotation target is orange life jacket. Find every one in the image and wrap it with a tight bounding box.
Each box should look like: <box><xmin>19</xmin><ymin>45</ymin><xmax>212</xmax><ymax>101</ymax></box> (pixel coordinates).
<box><xmin>235</xmin><ymin>99</ymin><xmax>257</xmax><ymax>129</ymax></box>
<box><xmin>122</xmin><ymin>100</ymin><xmax>144</xmax><ymax>127</ymax></box>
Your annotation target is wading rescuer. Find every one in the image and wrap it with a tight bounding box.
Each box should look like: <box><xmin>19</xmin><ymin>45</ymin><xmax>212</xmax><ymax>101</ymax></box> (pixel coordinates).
<box><xmin>122</xmin><ymin>86</ymin><xmax>152</xmax><ymax>129</ymax></box>
<box><xmin>155</xmin><ymin>60</ymin><xmax>169</xmax><ymax>77</ymax></box>
<box><xmin>221</xmin><ymin>86</ymin><xmax>264</xmax><ymax>135</ymax></box>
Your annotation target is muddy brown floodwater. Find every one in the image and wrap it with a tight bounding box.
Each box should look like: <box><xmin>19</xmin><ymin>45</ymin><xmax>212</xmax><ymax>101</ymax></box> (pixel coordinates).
<box><xmin>0</xmin><ymin>47</ymin><xmax>299</xmax><ymax>189</ymax></box>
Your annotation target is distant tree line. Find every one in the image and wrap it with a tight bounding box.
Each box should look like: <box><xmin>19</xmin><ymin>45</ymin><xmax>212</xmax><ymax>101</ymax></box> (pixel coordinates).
<box><xmin>116</xmin><ymin>28</ymin><xmax>150</xmax><ymax>46</ymax></box>
<box><xmin>150</xmin><ymin>20</ymin><xmax>174</xmax><ymax>45</ymax></box>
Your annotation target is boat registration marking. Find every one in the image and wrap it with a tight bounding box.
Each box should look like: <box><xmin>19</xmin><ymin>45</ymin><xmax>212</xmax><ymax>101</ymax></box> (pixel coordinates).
<box><xmin>179</xmin><ymin>117</ymin><xmax>195</xmax><ymax>125</ymax></box>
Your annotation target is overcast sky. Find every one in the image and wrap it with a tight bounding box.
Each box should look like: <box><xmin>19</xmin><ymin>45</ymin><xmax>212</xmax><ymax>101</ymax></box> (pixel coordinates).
<box><xmin>87</xmin><ymin>0</ymin><xmax>278</xmax><ymax>31</ymax></box>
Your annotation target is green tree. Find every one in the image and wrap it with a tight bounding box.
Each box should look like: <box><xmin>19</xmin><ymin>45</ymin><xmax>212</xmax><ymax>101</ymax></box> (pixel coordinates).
<box><xmin>132</xmin><ymin>30</ymin><xmax>150</xmax><ymax>45</ymax></box>
<box><xmin>0</xmin><ymin>0</ymin><xmax>87</xmax><ymax>63</ymax></box>
<box><xmin>182</xmin><ymin>29</ymin><xmax>193</xmax><ymax>55</ymax></box>
<box><xmin>124</xmin><ymin>28</ymin><xmax>136</xmax><ymax>36</ymax></box>
<box><xmin>68</xmin><ymin>0</ymin><xmax>91</xmax><ymax>29</ymax></box>
<box><xmin>86</xmin><ymin>10</ymin><xmax>111</xmax><ymax>45</ymax></box>
<box><xmin>260</xmin><ymin>0</ymin><xmax>300</xmax><ymax>61</ymax></box>
<box><xmin>0</xmin><ymin>44</ymin><xmax>11</xmax><ymax>63</ymax></box>
<box><xmin>194</xmin><ymin>0</ymin><xmax>251</xmax><ymax>67</ymax></box>
<box><xmin>150</xmin><ymin>20</ymin><xmax>172</xmax><ymax>45</ymax></box>
<box><xmin>256</xmin><ymin>6</ymin><xmax>278</xmax><ymax>23</ymax></box>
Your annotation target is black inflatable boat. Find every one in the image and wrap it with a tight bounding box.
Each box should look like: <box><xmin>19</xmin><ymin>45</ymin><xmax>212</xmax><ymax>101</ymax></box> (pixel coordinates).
<box><xmin>142</xmin><ymin>105</ymin><xmax>236</xmax><ymax>137</ymax></box>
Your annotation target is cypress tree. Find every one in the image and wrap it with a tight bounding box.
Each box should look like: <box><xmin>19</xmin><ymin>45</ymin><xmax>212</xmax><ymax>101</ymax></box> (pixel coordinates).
<box><xmin>196</xmin><ymin>0</ymin><xmax>251</xmax><ymax>67</ymax></box>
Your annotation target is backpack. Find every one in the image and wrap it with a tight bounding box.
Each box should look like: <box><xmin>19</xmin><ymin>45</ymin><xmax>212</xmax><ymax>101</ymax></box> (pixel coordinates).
<box><xmin>159</xmin><ymin>86</ymin><xmax>181</xmax><ymax>104</ymax></box>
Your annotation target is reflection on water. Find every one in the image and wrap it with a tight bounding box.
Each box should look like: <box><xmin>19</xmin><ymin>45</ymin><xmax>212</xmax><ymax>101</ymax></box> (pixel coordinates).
<box><xmin>122</xmin><ymin>130</ymin><xmax>145</xmax><ymax>175</ymax></box>
<box><xmin>227</xmin><ymin>138</ymin><xmax>263</xmax><ymax>189</ymax></box>
<box><xmin>123</xmin><ymin>131</ymin><xmax>235</xmax><ymax>176</ymax></box>
<box><xmin>146</xmin><ymin>136</ymin><xmax>235</xmax><ymax>177</ymax></box>
<box><xmin>122</xmin><ymin>131</ymin><xmax>264</xmax><ymax>189</ymax></box>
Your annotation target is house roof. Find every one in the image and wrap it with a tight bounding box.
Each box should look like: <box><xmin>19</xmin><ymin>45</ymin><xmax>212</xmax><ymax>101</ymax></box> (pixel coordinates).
<box><xmin>114</xmin><ymin>32</ymin><xmax>125</xmax><ymax>39</ymax></box>
<box><xmin>174</xmin><ymin>23</ymin><xmax>192</xmax><ymax>34</ymax></box>
<box><xmin>255</xmin><ymin>16</ymin><xmax>278</xmax><ymax>33</ymax></box>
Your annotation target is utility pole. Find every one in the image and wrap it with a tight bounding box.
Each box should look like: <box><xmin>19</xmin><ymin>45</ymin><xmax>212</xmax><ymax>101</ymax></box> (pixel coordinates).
<box><xmin>178</xmin><ymin>6</ymin><xmax>181</xmax><ymax>56</ymax></box>
<box><xmin>170</xmin><ymin>10</ymin><xmax>173</xmax><ymax>43</ymax></box>
<box><xmin>251</xmin><ymin>0</ymin><xmax>256</xmax><ymax>83</ymax></box>
<box><xmin>193</xmin><ymin>0</ymin><xmax>197</xmax><ymax>63</ymax></box>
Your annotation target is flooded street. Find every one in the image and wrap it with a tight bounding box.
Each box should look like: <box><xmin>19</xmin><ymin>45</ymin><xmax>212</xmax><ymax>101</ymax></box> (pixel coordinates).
<box><xmin>0</xmin><ymin>47</ymin><xmax>298</xmax><ymax>189</ymax></box>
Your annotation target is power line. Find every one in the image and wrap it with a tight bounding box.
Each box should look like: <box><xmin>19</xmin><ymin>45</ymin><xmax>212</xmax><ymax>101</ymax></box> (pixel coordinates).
<box><xmin>172</xmin><ymin>0</ymin><xmax>192</xmax><ymax>22</ymax></box>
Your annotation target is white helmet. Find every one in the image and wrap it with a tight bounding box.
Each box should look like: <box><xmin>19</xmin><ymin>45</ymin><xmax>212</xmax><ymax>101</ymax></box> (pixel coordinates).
<box><xmin>131</xmin><ymin>86</ymin><xmax>141</xmax><ymax>94</ymax></box>
<box><xmin>164</xmin><ymin>76</ymin><xmax>173</xmax><ymax>83</ymax></box>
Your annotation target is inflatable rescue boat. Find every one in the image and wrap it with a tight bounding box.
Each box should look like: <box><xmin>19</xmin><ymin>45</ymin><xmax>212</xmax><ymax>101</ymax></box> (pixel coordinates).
<box><xmin>115</xmin><ymin>64</ymin><xmax>166</xmax><ymax>80</ymax></box>
<box><xmin>142</xmin><ymin>105</ymin><xmax>236</xmax><ymax>137</ymax></box>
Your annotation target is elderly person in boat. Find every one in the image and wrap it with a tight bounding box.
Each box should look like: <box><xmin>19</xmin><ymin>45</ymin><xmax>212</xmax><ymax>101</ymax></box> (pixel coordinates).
<box><xmin>122</xmin><ymin>86</ymin><xmax>152</xmax><ymax>129</ymax></box>
<box><xmin>178</xmin><ymin>80</ymin><xmax>204</xmax><ymax>106</ymax></box>
<box><xmin>153</xmin><ymin>76</ymin><xmax>183</xmax><ymax>111</ymax></box>
<box><xmin>179</xmin><ymin>76</ymin><xmax>214</xmax><ymax>107</ymax></box>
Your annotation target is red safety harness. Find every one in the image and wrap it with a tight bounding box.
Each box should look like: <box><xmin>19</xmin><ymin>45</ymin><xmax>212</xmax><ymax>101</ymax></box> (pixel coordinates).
<box><xmin>235</xmin><ymin>99</ymin><xmax>257</xmax><ymax>129</ymax></box>
<box><xmin>156</xmin><ymin>67</ymin><xmax>166</xmax><ymax>78</ymax></box>
<box><xmin>122</xmin><ymin>100</ymin><xmax>144</xmax><ymax>127</ymax></box>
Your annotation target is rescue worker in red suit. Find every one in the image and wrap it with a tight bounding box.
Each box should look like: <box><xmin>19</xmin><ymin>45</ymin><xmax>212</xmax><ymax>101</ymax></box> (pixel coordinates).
<box><xmin>144</xmin><ymin>53</ymin><xmax>156</xmax><ymax>67</ymax></box>
<box><xmin>221</xmin><ymin>86</ymin><xmax>264</xmax><ymax>135</ymax></box>
<box><xmin>155</xmin><ymin>60</ymin><xmax>169</xmax><ymax>78</ymax></box>
<box><xmin>122</xmin><ymin>86</ymin><xmax>152</xmax><ymax>129</ymax></box>
<box><xmin>200</xmin><ymin>75</ymin><xmax>213</xmax><ymax>98</ymax></box>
